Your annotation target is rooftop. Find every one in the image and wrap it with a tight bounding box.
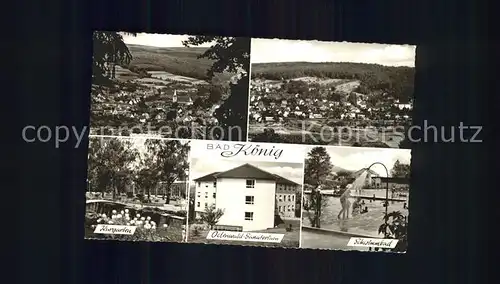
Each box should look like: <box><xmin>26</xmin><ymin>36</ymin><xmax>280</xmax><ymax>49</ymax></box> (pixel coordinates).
<box><xmin>193</xmin><ymin>163</ymin><xmax>299</xmax><ymax>185</ymax></box>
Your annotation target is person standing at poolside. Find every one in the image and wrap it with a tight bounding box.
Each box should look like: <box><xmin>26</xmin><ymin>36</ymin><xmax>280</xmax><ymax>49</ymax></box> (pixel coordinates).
<box><xmin>313</xmin><ymin>184</ymin><xmax>323</xmax><ymax>227</ymax></box>
<box><xmin>338</xmin><ymin>185</ymin><xmax>352</xmax><ymax>219</ymax></box>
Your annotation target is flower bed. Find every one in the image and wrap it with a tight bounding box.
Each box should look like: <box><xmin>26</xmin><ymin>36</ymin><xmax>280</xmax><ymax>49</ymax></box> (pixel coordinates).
<box><xmin>85</xmin><ymin>209</ymin><xmax>185</xmax><ymax>242</ymax></box>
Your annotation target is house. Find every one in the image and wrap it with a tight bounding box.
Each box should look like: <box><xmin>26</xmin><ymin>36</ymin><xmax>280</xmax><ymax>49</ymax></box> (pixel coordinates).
<box><xmin>192</xmin><ymin>163</ymin><xmax>301</xmax><ymax>231</ymax></box>
<box><xmin>394</xmin><ymin>103</ymin><xmax>412</xmax><ymax>110</ymax></box>
<box><xmin>372</xmin><ymin>177</ymin><xmax>409</xmax><ymax>190</ymax></box>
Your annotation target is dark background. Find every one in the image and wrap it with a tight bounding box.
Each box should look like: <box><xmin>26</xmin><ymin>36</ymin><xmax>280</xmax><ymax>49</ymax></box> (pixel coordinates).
<box><xmin>16</xmin><ymin>0</ymin><xmax>489</xmax><ymax>283</ymax></box>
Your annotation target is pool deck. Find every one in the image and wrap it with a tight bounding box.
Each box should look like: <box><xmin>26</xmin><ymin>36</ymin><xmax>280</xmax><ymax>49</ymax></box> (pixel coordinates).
<box><xmin>303</xmin><ymin>191</ymin><xmax>407</xmax><ymax>202</ymax></box>
<box><xmin>302</xmin><ymin>225</ymin><xmax>379</xmax><ymax>238</ymax></box>
<box><xmin>301</xmin><ymin>226</ymin><xmax>376</xmax><ymax>251</ymax></box>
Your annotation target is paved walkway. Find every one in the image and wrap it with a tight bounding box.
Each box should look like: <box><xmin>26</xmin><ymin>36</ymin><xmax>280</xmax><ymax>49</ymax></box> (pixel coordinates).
<box><xmin>301</xmin><ymin>230</ymin><xmax>369</xmax><ymax>251</ymax></box>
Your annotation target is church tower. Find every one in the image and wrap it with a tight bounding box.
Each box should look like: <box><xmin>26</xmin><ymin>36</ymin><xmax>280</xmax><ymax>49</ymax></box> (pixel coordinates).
<box><xmin>172</xmin><ymin>90</ymin><xmax>177</xmax><ymax>103</ymax></box>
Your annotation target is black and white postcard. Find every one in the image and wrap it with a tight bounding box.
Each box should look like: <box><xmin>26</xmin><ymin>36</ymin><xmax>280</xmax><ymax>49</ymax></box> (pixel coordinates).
<box><xmin>248</xmin><ymin>38</ymin><xmax>415</xmax><ymax>148</ymax></box>
<box><xmin>85</xmin><ymin>136</ymin><xmax>190</xmax><ymax>242</ymax></box>
<box><xmin>186</xmin><ymin>140</ymin><xmax>305</xmax><ymax>248</ymax></box>
<box><xmin>90</xmin><ymin>32</ymin><xmax>251</xmax><ymax>141</ymax></box>
<box><xmin>300</xmin><ymin>145</ymin><xmax>411</xmax><ymax>252</ymax></box>
<box><xmin>85</xmin><ymin>33</ymin><xmax>414</xmax><ymax>253</ymax></box>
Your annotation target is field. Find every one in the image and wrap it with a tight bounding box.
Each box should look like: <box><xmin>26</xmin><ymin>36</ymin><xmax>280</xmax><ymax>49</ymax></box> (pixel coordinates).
<box><xmin>123</xmin><ymin>44</ymin><xmax>232</xmax><ymax>83</ymax></box>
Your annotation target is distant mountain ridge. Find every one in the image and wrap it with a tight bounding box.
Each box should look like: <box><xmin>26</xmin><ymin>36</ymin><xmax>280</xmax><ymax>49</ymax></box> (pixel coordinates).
<box><xmin>331</xmin><ymin>166</ymin><xmax>379</xmax><ymax>177</ymax></box>
<box><xmin>251</xmin><ymin>61</ymin><xmax>415</xmax><ymax>102</ymax></box>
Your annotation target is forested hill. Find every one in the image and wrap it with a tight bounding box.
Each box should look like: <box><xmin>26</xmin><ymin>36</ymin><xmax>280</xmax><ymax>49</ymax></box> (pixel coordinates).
<box><xmin>251</xmin><ymin>62</ymin><xmax>415</xmax><ymax>102</ymax></box>
<box><xmin>126</xmin><ymin>44</ymin><xmax>231</xmax><ymax>82</ymax></box>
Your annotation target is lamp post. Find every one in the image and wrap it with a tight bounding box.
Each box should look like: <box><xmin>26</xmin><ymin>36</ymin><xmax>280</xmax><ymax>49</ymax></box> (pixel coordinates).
<box><xmin>367</xmin><ymin>162</ymin><xmax>390</xmax><ymax>222</ymax></box>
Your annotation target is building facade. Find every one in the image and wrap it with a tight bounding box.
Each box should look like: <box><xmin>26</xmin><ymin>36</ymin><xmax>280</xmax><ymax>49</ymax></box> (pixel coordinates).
<box><xmin>275</xmin><ymin>178</ymin><xmax>300</xmax><ymax>218</ymax></box>
<box><xmin>372</xmin><ymin>177</ymin><xmax>410</xmax><ymax>190</ymax></box>
<box><xmin>193</xmin><ymin>163</ymin><xmax>301</xmax><ymax>231</ymax></box>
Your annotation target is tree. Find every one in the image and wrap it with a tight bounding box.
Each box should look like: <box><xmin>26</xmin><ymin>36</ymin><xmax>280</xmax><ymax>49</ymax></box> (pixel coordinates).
<box><xmin>398</xmin><ymin>137</ymin><xmax>412</xmax><ymax>149</ymax></box>
<box><xmin>295</xmin><ymin>190</ymin><xmax>302</xmax><ymax>218</ymax></box>
<box><xmin>92</xmin><ymin>32</ymin><xmax>135</xmax><ymax>81</ymax></box>
<box><xmin>135</xmin><ymin>167</ymin><xmax>158</xmax><ymax>202</ymax></box>
<box><xmin>182</xmin><ymin>36</ymin><xmax>250</xmax><ymax>78</ymax></box>
<box><xmin>193</xmin><ymin>97</ymin><xmax>205</xmax><ymax>109</ymax></box>
<box><xmin>201</xmin><ymin>204</ymin><xmax>225</xmax><ymax>229</ymax></box>
<box><xmin>87</xmin><ymin>138</ymin><xmax>138</xmax><ymax>198</ymax></box>
<box><xmin>251</xmin><ymin>128</ymin><xmax>287</xmax><ymax>143</ymax></box>
<box><xmin>336</xmin><ymin>170</ymin><xmax>352</xmax><ymax>178</ymax></box>
<box><xmin>304</xmin><ymin>147</ymin><xmax>333</xmax><ymax>186</ymax></box>
<box><xmin>306</xmin><ymin>189</ymin><xmax>328</xmax><ymax>228</ymax></box>
<box><xmin>348</xmin><ymin>93</ymin><xmax>358</xmax><ymax>105</ymax></box>
<box><xmin>328</xmin><ymin>92</ymin><xmax>343</xmax><ymax>102</ymax></box>
<box><xmin>208</xmin><ymin>85</ymin><xmax>224</xmax><ymax>103</ymax></box>
<box><xmin>391</xmin><ymin>160</ymin><xmax>411</xmax><ymax>178</ymax></box>
<box><xmin>183</xmin><ymin>36</ymin><xmax>250</xmax><ymax>141</ymax></box>
<box><xmin>144</xmin><ymin>139</ymin><xmax>190</xmax><ymax>204</ymax></box>
<box><xmin>378</xmin><ymin>211</ymin><xmax>408</xmax><ymax>252</ymax></box>
<box><xmin>166</xmin><ymin>110</ymin><xmax>177</xmax><ymax>120</ymax></box>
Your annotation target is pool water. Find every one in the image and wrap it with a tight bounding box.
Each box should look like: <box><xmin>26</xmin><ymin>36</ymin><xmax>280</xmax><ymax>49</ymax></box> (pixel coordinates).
<box><xmin>303</xmin><ymin>196</ymin><xmax>409</xmax><ymax>237</ymax></box>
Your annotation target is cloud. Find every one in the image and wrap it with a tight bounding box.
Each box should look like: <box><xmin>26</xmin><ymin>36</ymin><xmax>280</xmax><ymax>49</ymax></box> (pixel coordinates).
<box><xmin>309</xmin><ymin>146</ymin><xmax>411</xmax><ymax>177</ymax></box>
<box><xmin>121</xmin><ymin>33</ymin><xmax>213</xmax><ymax>48</ymax></box>
<box><xmin>190</xmin><ymin>159</ymin><xmax>304</xmax><ymax>184</ymax></box>
<box><xmin>251</xmin><ymin>38</ymin><xmax>415</xmax><ymax>67</ymax></box>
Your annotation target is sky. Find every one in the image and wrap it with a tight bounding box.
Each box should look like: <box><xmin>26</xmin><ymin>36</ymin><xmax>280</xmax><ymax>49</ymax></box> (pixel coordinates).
<box><xmin>308</xmin><ymin>146</ymin><xmax>411</xmax><ymax>177</ymax></box>
<box><xmin>190</xmin><ymin>159</ymin><xmax>304</xmax><ymax>184</ymax></box>
<box><xmin>121</xmin><ymin>32</ymin><xmax>213</xmax><ymax>47</ymax></box>
<box><xmin>251</xmin><ymin>38</ymin><xmax>416</xmax><ymax>67</ymax></box>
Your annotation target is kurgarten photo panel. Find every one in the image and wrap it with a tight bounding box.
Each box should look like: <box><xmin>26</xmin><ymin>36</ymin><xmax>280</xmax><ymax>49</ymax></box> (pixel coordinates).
<box><xmin>90</xmin><ymin>32</ymin><xmax>251</xmax><ymax>141</ymax></box>
<box><xmin>85</xmin><ymin>136</ymin><xmax>191</xmax><ymax>242</ymax></box>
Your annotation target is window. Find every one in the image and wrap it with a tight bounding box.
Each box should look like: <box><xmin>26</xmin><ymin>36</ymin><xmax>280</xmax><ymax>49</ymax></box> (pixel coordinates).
<box><xmin>204</xmin><ymin>203</ymin><xmax>208</xmax><ymax>208</ymax></box>
<box><xmin>205</xmin><ymin>192</ymin><xmax>208</xmax><ymax>197</ymax></box>
<box><xmin>292</xmin><ymin>195</ymin><xmax>295</xmax><ymax>201</ymax></box>
<box><xmin>213</xmin><ymin>193</ymin><xmax>216</xmax><ymax>198</ymax></box>
<box><xmin>245</xmin><ymin>196</ymin><xmax>255</xmax><ymax>205</ymax></box>
<box><xmin>245</xmin><ymin>212</ymin><xmax>254</xmax><ymax>221</ymax></box>
<box><xmin>246</xmin><ymin>180</ymin><xmax>255</xmax><ymax>188</ymax></box>
<box><xmin>213</xmin><ymin>181</ymin><xmax>217</xmax><ymax>187</ymax></box>
<box><xmin>279</xmin><ymin>195</ymin><xmax>283</xmax><ymax>202</ymax></box>
<box><xmin>197</xmin><ymin>202</ymin><xmax>200</xmax><ymax>207</ymax></box>
<box><xmin>197</xmin><ymin>182</ymin><xmax>200</xmax><ymax>187</ymax></box>
<box><xmin>278</xmin><ymin>206</ymin><xmax>282</xmax><ymax>212</ymax></box>
<box><xmin>205</xmin><ymin>184</ymin><xmax>209</xmax><ymax>188</ymax></box>
<box><xmin>288</xmin><ymin>195</ymin><xmax>291</xmax><ymax>202</ymax></box>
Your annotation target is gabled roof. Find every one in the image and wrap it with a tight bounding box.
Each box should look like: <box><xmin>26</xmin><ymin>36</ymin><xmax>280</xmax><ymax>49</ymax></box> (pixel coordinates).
<box><xmin>215</xmin><ymin>163</ymin><xmax>278</xmax><ymax>180</ymax></box>
<box><xmin>192</xmin><ymin>163</ymin><xmax>299</xmax><ymax>185</ymax></box>
<box><xmin>193</xmin><ymin>172</ymin><xmax>220</xmax><ymax>182</ymax></box>
<box><xmin>273</xmin><ymin>174</ymin><xmax>299</xmax><ymax>186</ymax></box>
